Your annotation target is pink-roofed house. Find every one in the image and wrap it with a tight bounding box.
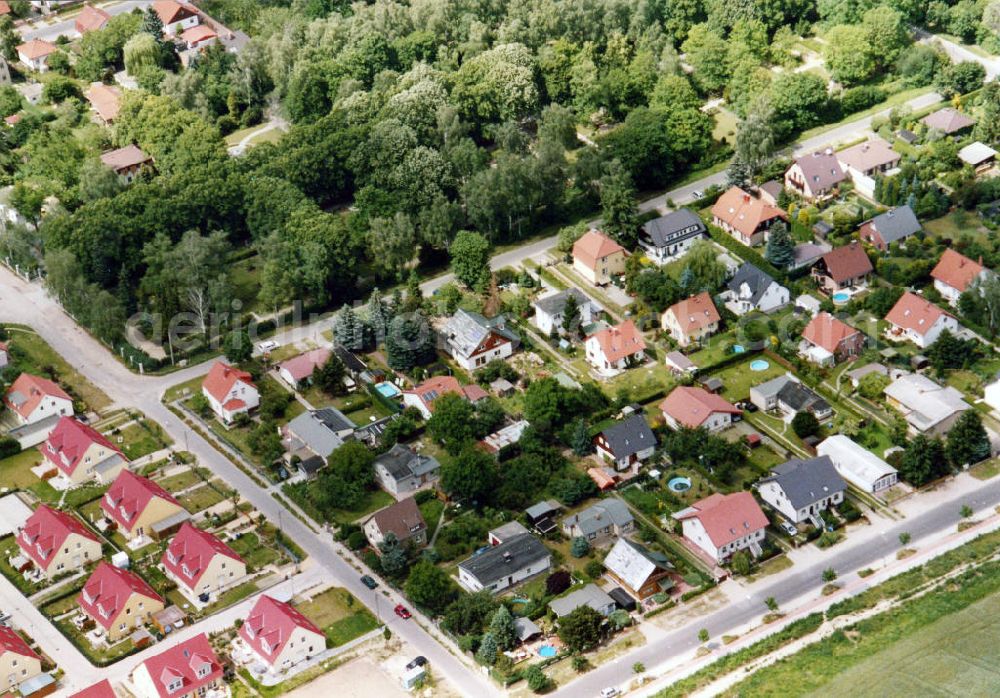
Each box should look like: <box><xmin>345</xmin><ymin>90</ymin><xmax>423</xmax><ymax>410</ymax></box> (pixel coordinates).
<box><xmin>16</xmin><ymin>39</ymin><xmax>57</xmax><ymax>72</ymax></box>
<box><xmin>799</xmin><ymin>312</ymin><xmax>864</xmax><ymax>366</ymax></box>
<box><xmin>277</xmin><ymin>348</ymin><xmax>332</xmax><ymax>389</ymax></box>
<box><xmin>573</xmin><ymin>230</ymin><xmax>626</xmax><ymax>285</ymax></box>
<box><xmin>401</xmin><ymin>375</ymin><xmax>486</xmax><ymax>419</ymax></box>
<box><xmin>201</xmin><ymin>361</ymin><xmax>258</xmax><ymax>424</ymax></box>
<box><xmin>884</xmin><ymin>291</ymin><xmax>959</xmax><ymax>349</ymax></box>
<box><xmin>239</xmin><ymin>595</ymin><xmax>326</xmax><ymax>673</ymax></box>
<box><xmin>75</xmin><ymin>4</ymin><xmax>111</xmax><ymax>34</ymax></box>
<box><xmin>3</xmin><ymin>373</ymin><xmax>73</xmax><ymax>427</ymax></box>
<box><xmin>78</xmin><ymin>562</ymin><xmax>164</xmax><ymax>642</ymax></box>
<box><xmin>0</xmin><ymin>626</ymin><xmax>41</xmax><ymax>691</ymax></box>
<box><xmin>68</xmin><ymin>679</ymin><xmax>117</xmax><ymax>698</ymax></box>
<box><xmin>673</xmin><ymin>492</ymin><xmax>768</xmax><ymax>563</ymax></box>
<box><xmin>40</xmin><ymin>416</ymin><xmax>128</xmax><ymax>486</ymax></box>
<box><xmin>585</xmin><ymin>320</ymin><xmax>647</xmax><ymax>372</ymax></box>
<box><xmin>161</xmin><ymin>522</ymin><xmax>246</xmax><ymax>604</ymax></box>
<box><xmin>17</xmin><ymin>504</ymin><xmax>101</xmax><ymax>578</ymax></box>
<box><xmin>931</xmin><ymin>248</ymin><xmax>989</xmax><ymax>306</ymax></box>
<box><xmin>129</xmin><ymin>633</ymin><xmax>222</xmax><ymax>698</ymax></box>
<box><xmin>101</xmin><ymin>470</ymin><xmax>187</xmax><ymax>543</ymax></box>
<box><xmin>152</xmin><ymin>0</ymin><xmax>199</xmax><ymax>35</ymax></box>
<box><xmin>659</xmin><ymin>386</ymin><xmax>741</xmax><ymax>432</ymax></box>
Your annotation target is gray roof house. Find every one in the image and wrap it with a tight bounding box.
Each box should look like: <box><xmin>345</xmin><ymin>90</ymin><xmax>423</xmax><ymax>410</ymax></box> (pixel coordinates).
<box><xmin>638</xmin><ymin>208</ymin><xmax>708</xmax><ymax>265</ymax></box>
<box><xmin>859</xmin><ymin>205</ymin><xmax>921</xmax><ymax>251</ymax></box>
<box><xmin>603</xmin><ymin>538</ymin><xmax>675</xmax><ymax>599</ymax></box>
<box><xmin>442</xmin><ymin>309</ymin><xmax>520</xmax><ymax>371</ymax></box>
<box><xmin>722</xmin><ymin>263</ymin><xmax>790</xmax><ymax>315</ymax></box>
<box><xmin>561</xmin><ymin>499</ymin><xmax>634</xmax><ymax>542</ymax></box>
<box><xmin>373</xmin><ymin>444</ymin><xmax>441</xmax><ymax>498</ymax></box>
<box><xmin>457</xmin><ymin>533</ymin><xmax>552</xmax><ymax>593</ymax></box>
<box><xmin>533</xmin><ymin>288</ymin><xmax>600</xmax><ymax>336</ymax></box>
<box><xmin>549</xmin><ymin>584</ymin><xmax>616</xmax><ymax>618</ymax></box>
<box><xmin>757</xmin><ymin>456</ymin><xmax>846</xmax><ymax>525</ymax></box>
<box><xmin>749</xmin><ymin>375</ymin><xmax>832</xmax><ymax>421</ymax></box>
<box><xmin>281</xmin><ymin>408</ymin><xmax>356</xmax><ymax>469</ymax></box>
<box><xmin>594</xmin><ymin>414</ymin><xmax>656</xmax><ymax>471</ymax></box>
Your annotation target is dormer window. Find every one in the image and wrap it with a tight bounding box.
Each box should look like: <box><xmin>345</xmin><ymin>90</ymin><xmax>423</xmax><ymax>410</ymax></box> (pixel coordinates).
<box><xmin>167</xmin><ymin>678</ymin><xmax>183</xmax><ymax>693</ymax></box>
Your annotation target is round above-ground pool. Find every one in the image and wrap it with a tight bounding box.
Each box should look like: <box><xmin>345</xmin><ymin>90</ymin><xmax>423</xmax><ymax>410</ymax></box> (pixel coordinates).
<box><xmin>667</xmin><ymin>476</ymin><xmax>692</xmax><ymax>493</ymax></box>
<box><xmin>538</xmin><ymin>645</ymin><xmax>557</xmax><ymax>658</ymax></box>
<box><xmin>832</xmin><ymin>291</ymin><xmax>850</xmax><ymax>304</ymax></box>
<box><xmin>750</xmin><ymin>359</ymin><xmax>770</xmax><ymax>371</ymax></box>
<box><xmin>374</xmin><ymin>381</ymin><xmax>401</xmax><ymax>399</ymax></box>
<box><xmin>732</xmin><ymin>344</ymin><xmax>746</xmax><ymax>354</ymax></box>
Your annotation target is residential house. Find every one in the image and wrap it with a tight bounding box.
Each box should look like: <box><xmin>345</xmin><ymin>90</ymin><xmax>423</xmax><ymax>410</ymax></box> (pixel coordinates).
<box><xmin>277</xmin><ymin>348</ymin><xmax>332</xmax><ymax>389</ymax></box>
<box><xmin>584</xmin><ymin>320</ymin><xmax>647</xmax><ymax>372</ymax></box>
<box><xmin>533</xmin><ymin>288</ymin><xmax>598</xmax><ymax>336</ymax></box>
<box><xmin>816</xmin><ymin>435</ymin><xmax>898</xmax><ymax>493</ymax></box>
<box><xmin>488</xmin><ymin>521</ymin><xmax>530</xmax><ymax>546</ymax></box>
<box><xmin>239</xmin><ymin>595</ymin><xmax>326</xmax><ymax>675</ymax></box>
<box><xmin>69</xmin><ymin>679</ymin><xmax>117</xmax><ymax>698</ymax></box>
<box><xmin>711</xmin><ymin>186</ymin><xmax>787</xmax><ymax>246</ymax></box>
<box><xmin>481</xmin><ymin>419</ymin><xmax>530</xmax><ymax>455</ymax></box>
<box><xmin>442</xmin><ymin>309</ymin><xmax>520</xmax><ymax>371</ymax></box>
<box><xmin>76</xmin><ymin>4</ymin><xmax>111</xmax><ymax>33</ymax></box>
<box><xmin>931</xmin><ymin>249</ymin><xmax>988</xmax><ymax>305</ymax></box>
<box><xmin>603</xmin><ymin>538</ymin><xmax>675</xmax><ymax>599</ymax></box>
<box><xmin>884</xmin><ymin>291</ymin><xmax>959</xmax><ymax>349</ymax></box>
<box><xmin>101</xmin><ymin>470</ymin><xmax>188</xmax><ymax>543</ymax></box>
<box><xmin>572</xmin><ymin>230</ymin><xmax>627</xmax><ymax>285</ymax></box>
<box><xmin>660</xmin><ymin>386</ymin><xmax>741</xmax><ymax>432</ymax></box>
<box><xmin>673</xmin><ymin>492</ymin><xmax>769</xmax><ymax>564</ymax></box>
<box><xmin>362</xmin><ymin>496</ymin><xmax>427</xmax><ymax>549</ymax></box>
<box><xmin>721</xmin><ymin>263</ymin><xmax>789</xmax><ymax>315</ymax></box>
<box><xmin>561</xmin><ymin>499</ymin><xmax>634</xmax><ymax>543</ymax></box>
<box><xmin>958</xmin><ymin>142</ymin><xmax>997</xmax><ymax>174</ymax></box>
<box><xmin>281</xmin><ymin>408</ymin><xmax>355</xmax><ymax>473</ymax></box>
<box><xmin>0</xmin><ymin>2</ymin><xmax>8</xmax><ymax>15</ymax></box>
<box><xmin>372</xmin><ymin>444</ymin><xmax>440</xmax><ymax>498</ymax></box>
<box><xmin>593</xmin><ymin>414</ymin><xmax>656</xmax><ymax>471</ymax></box>
<box><xmin>401</xmin><ymin>375</ymin><xmax>487</xmax><ymax>420</ymax></box>
<box><xmin>799</xmin><ymin>312</ymin><xmax>864</xmax><ymax>366</ymax></box>
<box><xmin>0</xmin><ymin>626</ymin><xmax>41</xmax><ymax>693</ymax></box>
<box><xmin>457</xmin><ymin>533</ymin><xmax>551</xmax><ymax>593</ymax></box>
<box><xmin>180</xmin><ymin>25</ymin><xmax>218</xmax><ymax>50</ymax></box>
<box><xmin>661</xmin><ymin>292</ymin><xmax>720</xmax><ymax>347</ymax></box>
<box><xmin>784</xmin><ymin>150</ymin><xmax>846</xmax><ymax>201</ymax></box>
<box><xmin>161</xmin><ymin>523</ymin><xmax>247</xmax><ymax>603</ymax></box>
<box><xmin>201</xmin><ymin>361</ymin><xmax>259</xmax><ymax>424</ymax></box>
<box><xmin>77</xmin><ymin>562</ymin><xmax>164</xmax><ymax>643</ymax></box>
<box><xmin>17</xmin><ymin>504</ymin><xmax>102</xmax><ymax>578</ymax></box>
<box><xmin>332</xmin><ymin>344</ymin><xmax>366</xmax><ymax>379</ymax></box>
<box><xmin>153</xmin><ymin>0</ymin><xmax>200</xmax><ymax>35</ymax></box>
<box><xmin>16</xmin><ymin>39</ymin><xmax>56</xmax><ymax>72</ymax></box>
<box><xmin>549</xmin><ymin>584</ymin><xmax>616</xmax><ymax>619</ymax></box>
<box><xmin>757</xmin><ymin>456</ymin><xmax>846</xmax><ymax>525</ymax></box>
<box><xmin>859</xmin><ymin>205</ymin><xmax>921</xmax><ymax>252</ymax></box>
<box><xmin>811</xmin><ymin>242</ymin><xmax>873</xmax><ymax>294</ymax></box>
<box><xmin>129</xmin><ymin>634</ymin><xmax>223</xmax><ymax>698</ymax></box>
<box><xmin>39</xmin><ymin>416</ymin><xmax>128</xmax><ymax>486</ymax></box>
<box><xmin>85</xmin><ymin>82</ymin><xmax>122</xmax><ymax>125</ymax></box>
<box><xmin>749</xmin><ymin>375</ymin><xmax>832</xmax><ymax>421</ymax></box>
<box><xmin>837</xmin><ymin>138</ymin><xmax>901</xmax><ymax>179</ymax></box>
<box><xmin>3</xmin><ymin>373</ymin><xmax>73</xmax><ymax>428</ymax></box>
<box><xmin>920</xmin><ymin>107</ymin><xmax>975</xmax><ymax>135</ymax></box>
<box><xmin>638</xmin><ymin>208</ymin><xmax>708</xmax><ymax>265</ymax></box>
<box><xmin>884</xmin><ymin>373</ymin><xmax>969</xmax><ymax>436</ymax></box>
<box><xmin>100</xmin><ymin>145</ymin><xmax>154</xmax><ymax>183</ymax></box>
<box><xmin>525</xmin><ymin>500</ymin><xmax>561</xmax><ymax>535</ymax></box>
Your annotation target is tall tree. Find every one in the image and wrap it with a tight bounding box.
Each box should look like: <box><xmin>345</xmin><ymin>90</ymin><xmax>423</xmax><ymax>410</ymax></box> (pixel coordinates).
<box><xmin>730</xmin><ymin>99</ymin><xmax>776</xmax><ymax>184</ymax></box>
<box><xmin>333</xmin><ymin>304</ymin><xmax>365</xmax><ymax>351</ymax></box>
<box><xmin>947</xmin><ymin>410</ymin><xmax>990</xmax><ymax>467</ymax></box>
<box><xmin>385</xmin><ymin>312</ymin><xmax>435</xmax><ymax>371</ymax></box>
<box><xmin>899</xmin><ymin>435</ymin><xmax>949</xmax><ymax>486</ymax></box>
<box><xmin>366</xmin><ymin>288</ymin><xmax>390</xmax><ymax>345</ymax></box>
<box><xmin>764</xmin><ymin>221</ymin><xmax>794</xmax><ymax>269</ymax></box>
<box><xmin>449</xmin><ymin>231</ymin><xmax>492</xmax><ymax>290</ymax></box>
<box><xmin>599</xmin><ymin>159</ymin><xmax>638</xmax><ymax>248</ymax></box>
<box><xmin>561</xmin><ymin>293</ymin><xmax>581</xmax><ymax>334</ymax></box>
<box><xmin>489</xmin><ymin>606</ymin><xmax>517</xmax><ymax>651</ymax></box>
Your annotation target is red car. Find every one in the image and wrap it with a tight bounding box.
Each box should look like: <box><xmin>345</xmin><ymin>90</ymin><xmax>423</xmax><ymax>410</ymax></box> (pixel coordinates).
<box><xmin>394</xmin><ymin>604</ymin><xmax>412</xmax><ymax>619</ymax></box>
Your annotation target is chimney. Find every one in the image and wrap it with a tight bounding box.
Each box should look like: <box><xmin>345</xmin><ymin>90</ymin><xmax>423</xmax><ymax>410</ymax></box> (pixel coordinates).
<box><xmin>743</xmin><ymin>193</ymin><xmax>751</xmax><ymax>203</ymax></box>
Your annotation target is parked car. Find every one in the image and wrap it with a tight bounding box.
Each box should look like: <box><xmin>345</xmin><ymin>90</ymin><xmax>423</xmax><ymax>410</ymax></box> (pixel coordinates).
<box><xmin>691</xmin><ymin>189</ymin><xmax>704</xmax><ymax>200</ymax></box>
<box><xmin>394</xmin><ymin>604</ymin><xmax>412</xmax><ymax>619</ymax></box>
<box><xmin>256</xmin><ymin>340</ymin><xmax>279</xmax><ymax>354</ymax></box>
<box><xmin>780</xmin><ymin>521</ymin><xmax>797</xmax><ymax>536</ymax></box>
<box><xmin>600</xmin><ymin>688</ymin><xmax>620</xmax><ymax>698</ymax></box>
<box><xmin>406</xmin><ymin>656</ymin><xmax>427</xmax><ymax>670</ymax></box>
<box><xmin>360</xmin><ymin>575</ymin><xmax>378</xmax><ymax>589</ymax></box>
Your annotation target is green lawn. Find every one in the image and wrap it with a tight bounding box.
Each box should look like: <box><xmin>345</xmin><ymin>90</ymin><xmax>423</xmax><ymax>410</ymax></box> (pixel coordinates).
<box><xmin>0</xmin><ymin>536</ymin><xmax>45</xmax><ymax>596</ymax></box>
<box><xmin>54</xmin><ymin>617</ymin><xmax>137</xmax><ymax>664</ymax></box>
<box><xmin>178</xmin><ymin>483</ymin><xmax>230</xmax><ymax>513</ymax></box>
<box><xmin>114</xmin><ymin>420</ymin><xmax>172</xmax><ymax>460</ymax></box>
<box><xmin>923</xmin><ymin>210</ymin><xmax>992</xmax><ymax>245</ymax></box>
<box><xmin>229</xmin><ymin>532</ymin><xmax>280</xmax><ymax>571</ymax></box>
<box><xmin>714</xmin><ymin>357</ymin><xmax>788</xmax><ymax>402</ymax></box>
<box><xmin>418</xmin><ymin>497</ymin><xmax>445</xmax><ymax>540</ymax></box>
<box><xmin>201</xmin><ymin>580</ymin><xmax>260</xmax><ymax>615</ymax></box>
<box><xmin>163</xmin><ymin>375</ymin><xmax>205</xmax><ymax>404</ymax></box>
<box><xmin>712</xmin><ymin>108</ymin><xmax>738</xmax><ymax>144</ymax></box>
<box><xmin>157</xmin><ymin>469</ymin><xmax>203</xmax><ymax>493</ymax></box>
<box><xmin>0</xmin><ymin>448</ymin><xmax>44</xmax><ymax>490</ymax></box>
<box><xmin>296</xmin><ymin>587</ymin><xmax>379</xmax><ymax>646</ymax></box>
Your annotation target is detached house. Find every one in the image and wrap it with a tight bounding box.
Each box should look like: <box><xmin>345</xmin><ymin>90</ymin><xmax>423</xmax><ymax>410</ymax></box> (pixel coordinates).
<box><xmin>162</xmin><ymin>523</ymin><xmax>246</xmax><ymax>604</ymax></box>
<box><xmin>573</xmin><ymin>230</ymin><xmax>627</xmax><ymax>286</ymax></box>
<box><xmin>443</xmin><ymin>309</ymin><xmax>520</xmax><ymax>371</ymax></box>
<box><xmin>811</xmin><ymin>242</ymin><xmax>873</xmax><ymax>294</ymax></box>
<box><xmin>561</xmin><ymin>499</ymin><xmax>634</xmax><ymax>543</ymax></box>
<box><xmin>402</xmin><ymin>375</ymin><xmax>487</xmax><ymax>420</ymax></box>
<box><xmin>277</xmin><ymin>348</ymin><xmax>332</xmax><ymax>389</ymax></box>
<box><xmin>363</xmin><ymin>496</ymin><xmax>427</xmax><ymax>550</ymax></box>
<box><xmin>674</xmin><ymin>492</ymin><xmax>769</xmax><ymax>564</ymax></box>
<box><xmin>77</xmin><ymin>562</ymin><xmax>164</xmax><ymax>643</ymax></box>
<box><xmin>585</xmin><ymin>320</ymin><xmax>646</xmax><ymax>372</ymax></box>
<box><xmin>201</xmin><ymin>361</ymin><xmax>259</xmax><ymax>424</ymax></box>
<box><xmin>15</xmin><ymin>39</ymin><xmax>56</xmax><ymax>72</ymax></box>
<box><xmin>931</xmin><ymin>249</ymin><xmax>988</xmax><ymax>305</ymax></box>
<box><xmin>660</xmin><ymin>386</ymin><xmax>741</xmax><ymax>432</ymax></box>
<box><xmin>884</xmin><ymin>373</ymin><xmax>969</xmax><ymax>436</ymax></box>
<box><xmin>638</xmin><ymin>209</ymin><xmax>708</xmax><ymax>265</ymax></box>
<box><xmin>593</xmin><ymin>414</ymin><xmax>656</xmax><ymax>471</ymax></box>
<box><xmin>884</xmin><ymin>291</ymin><xmax>959</xmax><ymax>349</ymax></box>
<box><xmin>749</xmin><ymin>375</ymin><xmax>832</xmax><ymax>421</ymax></box>
<box><xmin>837</xmin><ymin>138</ymin><xmax>901</xmax><ymax>180</ymax></box>
<box><xmin>533</xmin><ymin>288</ymin><xmax>599</xmax><ymax>336</ymax></box>
<box><xmin>130</xmin><ymin>634</ymin><xmax>223</xmax><ymax>698</ymax></box>
<box><xmin>40</xmin><ymin>416</ymin><xmax>128</xmax><ymax>486</ymax></box>
<box><xmin>75</xmin><ymin>5</ymin><xmax>111</xmax><ymax>34</ymax></box>
<box><xmin>757</xmin><ymin>456</ymin><xmax>846</xmax><ymax>525</ymax></box>
<box><xmin>722</xmin><ymin>263</ymin><xmax>789</xmax><ymax>315</ymax></box>
<box><xmin>603</xmin><ymin>538</ymin><xmax>675</xmax><ymax>600</ymax></box>
<box><xmin>282</xmin><ymin>408</ymin><xmax>355</xmax><ymax>471</ymax></box>
<box><xmin>457</xmin><ymin>533</ymin><xmax>551</xmax><ymax>593</ymax></box>
<box><xmin>661</xmin><ymin>292</ymin><xmax>720</xmax><ymax>347</ymax></box>
<box><xmin>17</xmin><ymin>504</ymin><xmax>102</xmax><ymax>579</ymax></box>
<box><xmin>711</xmin><ymin>186</ymin><xmax>786</xmax><ymax>247</ymax></box>
<box><xmin>799</xmin><ymin>312</ymin><xmax>864</xmax><ymax>366</ymax></box>
<box><xmin>549</xmin><ymin>584</ymin><xmax>616</xmax><ymax>619</ymax></box>
<box><xmin>101</xmin><ymin>470</ymin><xmax>188</xmax><ymax>543</ymax></box>
<box><xmin>921</xmin><ymin>107</ymin><xmax>975</xmax><ymax>135</ymax></box>
<box><xmin>373</xmin><ymin>444</ymin><xmax>440</xmax><ymax>498</ymax></box>
<box><xmin>239</xmin><ymin>595</ymin><xmax>326</xmax><ymax>675</ymax></box>
<box><xmin>85</xmin><ymin>82</ymin><xmax>122</xmax><ymax>125</ymax></box>
<box><xmin>859</xmin><ymin>205</ymin><xmax>921</xmax><ymax>252</ymax></box>
<box><xmin>0</xmin><ymin>626</ymin><xmax>41</xmax><ymax>693</ymax></box>
<box><xmin>3</xmin><ymin>373</ymin><xmax>73</xmax><ymax>428</ymax></box>
<box><xmin>784</xmin><ymin>150</ymin><xmax>846</xmax><ymax>201</ymax></box>
<box><xmin>152</xmin><ymin>0</ymin><xmax>200</xmax><ymax>35</ymax></box>
<box><xmin>100</xmin><ymin>145</ymin><xmax>154</xmax><ymax>183</ymax></box>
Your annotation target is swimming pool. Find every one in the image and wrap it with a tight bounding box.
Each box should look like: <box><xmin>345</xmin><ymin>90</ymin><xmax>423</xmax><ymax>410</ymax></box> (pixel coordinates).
<box><xmin>667</xmin><ymin>476</ymin><xmax>692</xmax><ymax>493</ymax></box>
<box><xmin>538</xmin><ymin>645</ymin><xmax>557</xmax><ymax>658</ymax></box>
<box><xmin>832</xmin><ymin>291</ymin><xmax>850</xmax><ymax>304</ymax></box>
<box><xmin>374</xmin><ymin>382</ymin><xmax>401</xmax><ymax>399</ymax></box>
<box><xmin>750</xmin><ymin>359</ymin><xmax>770</xmax><ymax>372</ymax></box>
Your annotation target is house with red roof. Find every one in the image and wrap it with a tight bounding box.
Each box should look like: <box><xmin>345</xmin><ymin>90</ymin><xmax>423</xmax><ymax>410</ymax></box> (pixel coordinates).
<box><xmin>673</xmin><ymin>492</ymin><xmax>768</xmax><ymax>564</ymax></box>
<box><xmin>811</xmin><ymin>242</ymin><xmax>873</xmax><ymax>294</ymax></box>
<box><xmin>78</xmin><ymin>562</ymin><xmax>164</xmax><ymax>643</ymax></box>
<box><xmin>130</xmin><ymin>633</ymin><xmax>222</xmax><ymax>698</ymax></box>
<box><xmin>0</xmin><ymin>626</ymin><xmax>41</xmax><ymax>692</ymax></box>
<box><xmin>885</xmin><ymin>291</ymin><xmax>959</xmax><ymax>349</ymax></box>
<box><xmin>931</xmin><ymin>249</ymin><xmax>988</xmax><ymax>305</ymax></box>
<box><xmin>661</xmin><ymin>292</ymin><xmax>720</xmax><ymax>347</ymax></box>
<box><xmin>401</xmin><ymin>375</ymin><xmax>486</xmax><ymax>420</ymax></box>
<box><xmin>75</xmin><ymin>4</ymin><xmax>111</xmax><ymax>34</ymax></box>
<box><xmin>102</xmin><ymin>470</ymin><xmax>188</xmax><ymax>543</ymax></box>
<box><xmin>660</xmin><ymin>386</ymin><xmax>741</xmax><ymax>432</ymax></box>
<box><xmin>100</xmin><ymin>145</ymin><xmax>154</xmax><ymax>183</ymax></box>
<box><xmin>162</xmin><ymin>522</ymin><xmax>246</xmax><ymax>604</ymax></box>
<box><xmin>0</xmin><ymin>2</ymin><xmax>10</xmax><ymax>16</ymax></box>
<box><xmin>201</xmin><ymin>361</ymin><xmax>259</xmax><ymax>424</ymax></box>
<box><xmin>277</xmin><ymin>348</ymin><xmax>332</xmax><ymax>389</ymax></box>
<box><xmin>585</xmin><ymin>320</ymin><xmax>647</xmax><ymax>373</ymax></box>
<box><xmin>16</xmin><ymin>39</ymin><xmax>57</xmax><ymax>72</ymax></box>
<box><xmin>17</xmin><ymin>504</ymin><xmax>101</xmax><ymax>579</ymax></box>
<box><xmin>3</xmin><ymin>373</ymin><xmax>73</xmax><ymax>433</ymax></box>
<box><xmin>711</xmin><ymin>187</ymin><xmax>786</xmax><ymax>247</ymax></box>
<box><xmin>152</xmin><ymin>0</ymin><xmax>200</xmax><ymax>35</ymax></box>
<box><xmin>180</xmin><ymin>24</ymin><xmax>217</xmax><ymax>50</ymax></box>
<box><xmin>573</xmin><ymin>230</ymin><xmax>626</xmax><ymax>285</ymax></box>
<box><xmin>85</xmin><ymin>82</ymin><xmax>122</xmax><ymax>125</ymax></box>
<box><xmin>799</xmin><ymin>312</ymin><xmax>864</xmax><ymax>366</ymax></box>
<box><xmin>239</xmin><ymin>595</ymin><xmax>326</xmax><ymax>674</ymax></box>
<box><xmin>40</xmin><ymin>416</ymin><xmax>128</xmax><ymax>486</ymax></box>
<box><xmin>69</xmin><ymin>678</ymin><xmax>117</xmax><ymax>698</ymax></box>
<box><xmin>920</xmin><ymin>107</ymin><xmax>975</xmax><ymax>135</ymax></box>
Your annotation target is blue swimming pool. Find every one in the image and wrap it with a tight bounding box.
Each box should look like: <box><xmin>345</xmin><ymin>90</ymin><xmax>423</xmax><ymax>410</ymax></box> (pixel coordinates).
<box><xmin>538</xmin><ymin>645</ymin><xmax>557</xmax><ymax>658</ymax></box>
<box><xmin>750</xmin><ymin>359</ymin><xmax>770</xmax><ymax>372</ymax></box>
<box><xmin>667</xmin><ymin>477</ymin><xmax>692</xmax><ymax>493</ymax></box>
<box><xmin>832</xmin><ymin>291</ymin><xmax>850</xmax><ymax>304</ymax></box>
<box><xmin>374</xmin><ymin>382</ymin><xmax>401</xmax><ymax>399</ymax></box>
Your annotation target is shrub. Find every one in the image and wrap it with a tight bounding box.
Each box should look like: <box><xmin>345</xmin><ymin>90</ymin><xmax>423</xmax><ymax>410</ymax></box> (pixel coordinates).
<box><xmin>524</xmin><ymin>665</ymin><xmax>553</xmax><ymax>693</ymax></box>
<box><xmin>545</xmin><ymin>570</ymin><xmax>571</xmax><ymax>596</ymax></box>
<box><xmin>584</xmin><ymin>560</ymin><xmax>604</xmax><ymax>580</ymax></box>
<box><xmin>570</xmin><ymin>536</ymin><xmax>590</xmax><ymax>558</ymax></box>
<box><xmin>0</xmin><ymin>436</ymin><xmax>19</xmax><ymax>460</ymax></box>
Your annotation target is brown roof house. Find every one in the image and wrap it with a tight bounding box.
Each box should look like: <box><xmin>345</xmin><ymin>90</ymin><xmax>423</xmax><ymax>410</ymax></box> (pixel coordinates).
<box><xmin>799</xmin><ymin>312</ymin><xmax>864</xmax><ymax>366</ymax></box>
<box><xmin>784</xmin><ymin>150</ymin><xmax>846</xmax><ymax>201</ymax></box>
<box><xmin>573</xmin><ymin>230</ymin><xmax>626</xmax><ymax>285</ymax></box>
<box><xmin>100</xmin><ymin>145</ymin><xmax>154</xmax><ymax>184</ymax></box>
<box><xmin>711</xmin><ymin>186</ymin><xmax>786</xmax><ymax>246</ymax></box>
<box><xmin>921</xmin><ymin>107</ymin><xmax>975</xmax><ymax>135</ymax></box>
<box><xmin>812</xmin><ymin>242</ymin><xmax>873</xmax><ymax>294</ymax></box>
<box><xmin>362</xmin><ymin>497</ymin><xmax>427</xmax><ymax>550</ymax></box>
<box><xmin>837</xmin><ymin>138</ymin><xmax>901</xmax><ymax>180</ymax></box>
<box><xmin>661</xmin><ymin>292</ymin><xmax>720</xmax><ymax>347</ymax></box>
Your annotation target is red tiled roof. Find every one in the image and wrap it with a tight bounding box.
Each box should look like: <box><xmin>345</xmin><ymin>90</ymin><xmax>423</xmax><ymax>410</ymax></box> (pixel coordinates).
<box><xmin>404</xmin><ymin>375</ymin><xmax>463</xmax><ymax>412</ymax></box>
<box><xmin>278</xmin><ymin>348</ymin><xmax>332</xmax><ymax>383</ymax></box>
<box><xmin>153</xmin><ymin>0</ymin><xmax>198</xmax><ymax>25</ymax></box>
<box><xmin>676</xmin><ymin>492</ymin><xmax>768</xmax><ymax>549</ymax></box>
<box><xmin>885</xmin><ymin>291</ymin><xmax>953</xmax><ymax>337</ymax></box>
<box><xmin>68</xmin><ymin>679</ymin><xmax>116</xmax><ymax>698</ymax></box>
<box><xmin>78</xmin><ymin>562</ymin><xmax>162</xmax><ymax>631</ymax></box>
<box><xmin>85</xmin><ymin>82</ymin><xmax>122</xmax><ymax>122</ymax></box>
<box><xmin>665</xmin><ymin>292</ymin><xmax>720</xmax><ymax>335</ymax></box>
<box><xmin>931</xmin><ymin>249</ymin><xmax>984</xmax><ymax>294</ymax></box>
<box><xmin>0</xmin><ymin>2</ymin><xmax>10</xmax><ymax>16</ymax></box>
<box><xmin>659</xmin><ymin>386</ymin><xmax>741</xmax><ymax>429</ymax></box>
<box><xmin>3</xmin><ymin>114</ymin><xmax>19</xmax><ymax>126</ymax></box>
<box><xmin>240</xmin><ymin>595</ymin><xmax>323</xmax><ymax>664</ymax></box>
<box><xmin>790</xmin><ymin>150</ymin><xmax>846</xmax><ymax>192</ymax></box>
<box><xmin>711</xmin><ymin>187</ymin><xmax>786</xmax><ymax>239</ymax></box>
<box><xmin>75</xmin><ymin>4</ymin><xmax>111</xmax><ymax>33</ymax></box>
<box><xmin>137</xmin><ymin>633</ymin><xmax>221</xmax><ymax>698</ymax></box>
<box><xmin>4</xmin><ymin>373</ymin><xmax>72</xmax><ymax>420</ymax></box>
<box><xmin>39</xmin><ymin>416</ymin><xmax>124</xmax><ymax>478</ymax></box>
<box><xmin>801</xmin><ymin>312</ymin><xmax>860</xmax><ymax>354</ymax></box>
<box><xmin>101</xmin><ymin>470</ymin><xmax>181</xmax><ymax>531</ymax></box>
<box><xmin>100</xmin><ymin>144</ymin><xmax>152</xmax><ymax>171</ymax></box>
<box><xmin>588</xmin><ymin>320</ymin><xmax>647</xmax><ymax>364</ymax></box>
<box><xmin>18</xmin><ymin>504</ymin><xmax>98</xmax><ymax>571</ymax></box>
<box><xmin>573</xmin><ymin>230</ymin><xmax>625</xmax><ymax>270</ymax></box>
<box><xmin>819</xmin><ymin>242</ymin><xmax>873</xmax><ymax>283</ymax></box>
<box><xmin>0</xmin><ymin>625</ymin><xmax>38</xmax><ymax>661</ymax></box>
<box><xmin>202</xmin><ymin>361</ymin><xmax>255</xmax><ymax>403</ymax></box>
<box><xmin>587</xmin><ymin>467</ymin><xmax>616</xmax><ymax>490</ymax></box>
<box><xmin>161</xmin><ymin>522</ymin><xmax>243</xmax><ymax>590</ymax></box>
<box><xmin>461</xmin><ymin>384</ymin><xmax>489</xmax><ymax>402</ymax></box>
<box><xmin>16</xmin><ymin>39</ymin><xmax>57</xmax><ymax>60</ymax></box>
<box><xmin>181</xmin><ymin>25</ymin><xmax>216</xmax><ymax>43</ymax></box>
